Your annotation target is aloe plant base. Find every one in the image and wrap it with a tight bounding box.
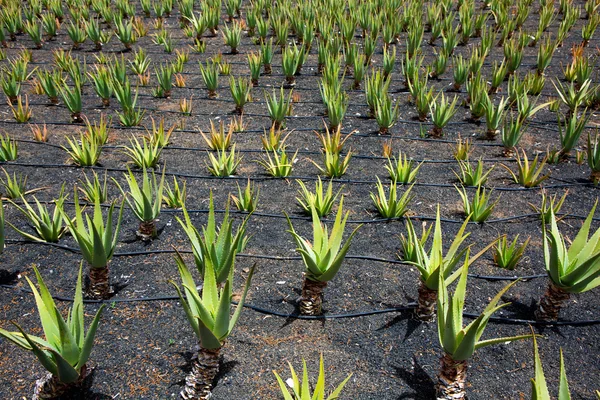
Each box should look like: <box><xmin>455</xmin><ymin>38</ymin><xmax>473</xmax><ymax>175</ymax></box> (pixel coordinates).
<box><xmin>535</xmin><ymin>282</ymin><xmax>570</xmax><ymax>321</ymax></box>
<box><xmin>299</xmin><ymin>277</ymin><xmax>327</xmax><ymax>316</ymax></box>
<box><xmin>436</xmin><ymin>353</ymin><xmax>468</xmax><ymax>400</ymax></box>
<box><xmin>137</xmin><ymin>220</ymin><xmax>158</xmax><ymax>241</ymax></box>
<box><xmin>415</xmin><ymin>281</ymin><xmax>437</xmax><ymax>321</ymax></box>
<box><xmin>33</xmin><ymin>364</ymin><xmax>91</xmax><ymax>400</ymax></box>
<box><xmin>181</xmin><ymin>346</ymin><xmax>221</xmax><ymax>400</ymax></box>
<box><xmin>88</xmin><ymin>266</ymin><xmax>111</xmax><ymax>300</ymax></box>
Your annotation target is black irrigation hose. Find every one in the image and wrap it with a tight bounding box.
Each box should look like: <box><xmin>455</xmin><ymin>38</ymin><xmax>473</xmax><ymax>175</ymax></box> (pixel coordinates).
<box><xmin>0</xmin><ymin>239</ymin><xmax>551</xmax><ymax>282</ymax></box>
<box><xmin>1</xmin><ymin>283</ymin><xmax>598</xmax><ymax>325</ymax></box>
<box><xmin>0</xmin><ymin>161</ymin><xmax>591</xmax><ymax>192</ymax></box>
<box><xmin>12</xmin><ymin>138</ymin><xmax>517</xmax><ymax>163</ymax></box>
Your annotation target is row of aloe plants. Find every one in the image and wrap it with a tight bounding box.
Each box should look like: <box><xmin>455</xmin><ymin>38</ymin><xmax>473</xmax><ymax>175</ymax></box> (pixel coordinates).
<box><xmin>2</xmin><ymin>189</ymin><xmax>600</xmax><ymax>398</ymax></box>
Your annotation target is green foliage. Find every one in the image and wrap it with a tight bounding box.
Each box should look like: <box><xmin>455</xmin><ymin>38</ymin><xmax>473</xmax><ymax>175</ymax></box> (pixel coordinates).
<box><xmin>114</xmin><ymin>167</ymin><xmax>165</xmax><ymax>225</ymax></box>
<box><xmin>493</xmin><ymin>235</ymin><xmax>530</xmax><ymax>270</ymax></box>
<box><xmin>273</xmin><ymin>354</ymin><xmax>352</xmax><ymax>400</ymax></box>
<box><xmin>454</xmin><ymin>159</ymin><xmax>494</xmax><ymax>187</ymax></box>
<box><xmin>163</xmin><ymin>176</ymin><xmax>186</xmax><ymax>209</ymax></box>
<box><xmin>78</xmin><ymin>171</ymin><xmax>108</xmax><ymax>204</ymax></box>
<box><xmin>172</xmin><ymin>252</ymin><xmax>254</xmax><ymax>349</ymax></box>
<box><xmin>386</xmin><ymin>152</ymin><xmax>422</xmax><ymax>184</ymax></box>
<box><xmin>63</xmin><ymin>191</ymin><xmax>123</xmax><ymax>269</ymax></box>
<box><xmin>530</xmin><ymin>333</ymin><xmax>572</xmax><ymax>400</ymax></box>
<box><xmin>286</xmin><ymin>197</ymin><xmax>361</xmax><ymax>283</ymax></box>
<box><xmin>231</xmin><ymin>179</ymin><xmax>259</xmax><ymax>213</ymax></box>
<box><xmin>543</xmin><ymin>202</ymin><xmax>600</xmax><ymax>293</ymax></box>
<box><xmin>437</xmin><ymin>254</ymin><xmax>531</xmax><ymax>361</ymax></box>
<box><xmin>0</xmin><ymin>133</ymin><xmax>17</xmax><ymax>162</ymax></box>
<box><xmin>257</xmin><ymin>148</ymin><xmax>297</xmax><ymax>178</ymax></box>
<box><xmin>206</xmin><ymin>145</ymin><xmax>242</xmax><ymax>177</ymax></box>
<box><xmin>122</xmin><ymin>136</ymin><xmax>162</xmax><ymax>169</ymax></box>
<box><xmin>8</xmin><ymin>190</ymin><xmax>68</xmax><ymax>243</ymax></box>
<box><xmin>176</xmin><ymin>192</ymin><xmax>250</xmax><ymax>284</ymax></box>
<box><xmin>0</xmin><ymin>266</ymin><xmax>105</xmax><ymax>384</ymax></box>
<box><xmin>371</xmin><ymin>179</ymin><xmax>413</xmax><ymax>219</ymax></box>
<box><xmin>456</xmin><ymin>185</ymin><xmax>499</xmax><ymax>223</ymax></box>
<box><xmin>296</xmin><ymin>177</ymin><xmax>341</xmax><ymax>218</ymax></box>
<box><xmin>265</xmin><ymin>86</ymin><xmax>292</xmax><ymax>129</ymax></box>
<box><xmin>501</xmin><ymin>150</ymin><xmax>550</xmax><ymax>188</ymax></box>
<box><xmin>63</xmin><ymin>132</ymin><xmax>101</xmax><ymax>167</ymax></box>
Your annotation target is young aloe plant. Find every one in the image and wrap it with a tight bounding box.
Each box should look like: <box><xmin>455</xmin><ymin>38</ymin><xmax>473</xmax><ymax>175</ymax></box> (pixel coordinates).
<box><xmin>588</xmin><ymin>133</ymin><xmax>600</xmax><ymax>184</ymax></box>
<box><xmin>455</xmin><ymin>185</ymin><xmax>499</xmax><ymax>223</ymax></box>
<box><xmin>63</xmin><ymin>191</ymin><xmax>124</xmax><ymax>299</ymax></box>
<box><xmin>436</xmin><ymin>255</ymin><xmax>532</xmax><ymax>399</ymax></box>
<box><xmin>501</xmin><ymin>150</ymin><xmax>550</xmax><ymax>188</ymax></box>
<box><xmin>296</xmin><ymin>177</ymin><xmax>342</xmax><ymax>218</ymax></box>
<box><xmin>286</xmin><ymin>198</ymin><xmax>361</xmax><ymax>315</ymax></box>
<box><xmin>530</xmin><ymin>330</ymin><xmax>572</xmax><ymax>400</ymax></box>
<box><xmin>493</xmin><ymin>235</ymin><xmax>530</xmax><ymax>270</ymax></box>
<box><xmin>0</xmin><ymin>265</ymin><xmax>105</xmax><ymax>399</ymax></box>
<box><xmin>273</xmin><ymin>354</ymin><xmax>352</xmax><ymax>400</ymax></box>
<box><xmin>114</xmin><ymin>167</ymin><xmax>165</xmax><ymax>241</ymax></box>
<box><xmin>172</xmin><ymin>252</ymin><xmax>255</xmax><ymax>400</ymax></box>
<box><xmin>386</xmin><ymin>152</ymin><xmax>422</xmax><ymax>183</ymax></box>
<box><xmin>406</xmin><ymin>207</ymin><xmax>470</xmax><ymax>321</ymax></box>
<box><xmin>176</xmin><ymin>192</ymin><xmax>250</xmax><ymax>284</ymax></box>
<box><xmin>7</xmin><ymin>190</ymin><xmax>68</xmax><ymax>243</ymax></box>
<box><xmin>536</xmin><ymin>203</ymin><xmax>600</xmax><ymax>321</ymax></box>
<box><xmin>231</xmin><ymin>179</ymin><xmax>259</xmax><ymax>213</ymax></box>
<box><xmin>370</xmin><ymin>179</ymin><xmax>414</xmax><ymax>219</ymax></box>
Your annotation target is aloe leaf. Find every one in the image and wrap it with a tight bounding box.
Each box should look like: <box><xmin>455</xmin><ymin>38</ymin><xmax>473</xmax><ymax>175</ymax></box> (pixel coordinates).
<box><xmin>229</xmin><ymin>264</ymin><xmax>255</xmax><ymax>333</ymax></box>
<box><xmin>77</xmin><ymin>304</ymin><xmax>105</xmax><ymax>368</ymax></box>
<box><xmin>558</xmin><ymin>349</ymin><xmax>571</xmax><ymax>400</ymax></box>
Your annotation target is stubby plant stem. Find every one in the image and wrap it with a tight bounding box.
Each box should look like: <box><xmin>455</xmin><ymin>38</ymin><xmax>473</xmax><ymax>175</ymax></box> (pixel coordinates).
<box><xmin>299</xmin><ymin>276</ymin><xmax>327</xmax><ymax>316</ymax></box>
<box><xmin>181</xmin><ymin>346</ymin><xmax>221</xmax><ymax>400</ymax></box>
<box><xmin>485</xmin><ymin>128</ymin><xmax>498</xmax><ymax>140</ymax></box>
<box><xmin>88</xmin><ymin>266</ymin><xmax>111</xmax><ymax>300</ymax></box>
<box><xmin>590</xmin><ymin>170</ymin><xmax>600</xmax><ymax>185</ymax></box>
<box><xmin>535</xmin><ymin>282</ymin><xmax>571</xmax><ymax>321</ymax></box>
<box><xmin>264</xmin><ymin>64</ymin><xmax>272</xmax><ymax>75</ymax></box>
<box><xmin>415</xmin><ymin>281</ymin><xmax>437</xmax><ymax>321</ymax></box>
<box><xmin>33</xmin><ymin>364</ymin><xmax>90</xmax><ymax>400</ymax></box>
<box><xmin>138</xmin><ymin>220</ymin><xmax>157</xmax><ymax>241</ymax></box>
<box><xmin>436</xmin><ymin>353</ymin><xmax>468</xmax><ymax>400</ymax></box>
<box><xmin>430</xmin><ymin>126</ymin><xmax>443</xmax><ymax>138</ymax></box>
<box><xmin>207</xmin><ymin>90</ymin><xmax>218</xmax><ymax>99</ymax></box>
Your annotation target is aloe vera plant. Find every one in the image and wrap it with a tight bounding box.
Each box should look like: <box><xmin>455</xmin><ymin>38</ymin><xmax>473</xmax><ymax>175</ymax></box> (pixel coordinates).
<box><xmin>177</xmin><ymin>192</ymin><xmax>249</xmax><ymax>285</ymax></box>
<box><xmin>113</xmin><ymin>167</ymin><xmax>165</xmax><ymax>241</ymax></box>
<box><xmin>0</xmin><ymin>198</ymin><xmax>4</xmax><ymax>253</ymax></box>
<box><xmin>273</xmin><ymin>354</ymin><xmax>352</xmax><ymax>400</ymax></box>
<box><xmin>530</xmin><ymin>331</ymin><xmax>572</xmax><ymax>400</ymax></box>
<box><xmin>8</xmin><ymin>191</ymin><xmax>68</xmax><ymax>243</ymax></box>
<box><xmin>63</xmin><ymin>191</ymin><xmax>123</xmax><ymax>299</ymax></box>
<box><xmin>436</xmin><ymin>255</ymin><xmax>532</xmax><ymax>399</ymax></box>
<box><xmin>172</xmin><ymin>252</ymin><xmax>254</xmax><ymax>400</ymax></box>
<box><xmin>286</xmin><ymin>198</ymin><xmax>361</xmax><ymax>315</ymax></box>
<box><xmin>536</xmin><ymin>203</ymin><xmax>600</xmax><ymax>321</ymax></box>
<box><xmin>0</xmin><ymin>265</ymin><xmax>105</xmax><ymax>399</ymax></box>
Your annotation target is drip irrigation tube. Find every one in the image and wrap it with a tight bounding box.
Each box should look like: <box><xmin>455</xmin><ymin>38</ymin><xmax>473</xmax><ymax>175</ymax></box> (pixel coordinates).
<box><xmin>0</xmin><ymin>161</ymin><xmax>590</xmax><ymax>192</ymax></box>
<box><xmin>1</xmin><ymin>283</ymin><xmax>598</xmax><ymax>325</ymax></box>
<box><xmin>0</xmin><ymin>239</ymin><xmax>548</xmax><ymax>282</ymax></box>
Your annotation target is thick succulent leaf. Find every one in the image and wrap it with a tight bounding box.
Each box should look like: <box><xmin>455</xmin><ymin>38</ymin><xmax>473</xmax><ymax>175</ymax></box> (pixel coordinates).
<box><xmin>77</xmin><ymin>304</ymin><xmax>105</xmax><ymax>369</ymax></box>
<box><xmin>54</xmin><ymin>302</ymin><xmax>80</xmax><ymax>366</ymax></box>
<box><xmin>25</xmin><ymin>274</ymin><xmax>60</xmax><ymax>349</ymax></box>
<box><xmin>301</xmin><ymin>359</ymin><xmax>310</xmax><ymax>399</ymax></box>
<box><xmin>558</xmin><ymin>349</ymin><xmax>571</xmax><ymax>400</ymax></box>
<box><xmin>70</xmin><ymin>264</ymin><xmax>85</xmax><ymax>347</ymax></box>
<box><xmin>228</xmin><ymin>264</ymin><xmax>255</xmax><ymax>333</ymax></box>
<box><xmin>201</xmin><ymin>255</ymin><xmax>219</xmax><ymax>314</ymax></box>
<box><xmin>326</xmin><ymin>372</ymin><xmax>353</xmax><ymax>400</ymax></box>
<box><xmin>213</xmin><ymin>280</ymin><xmax>232</xmax><ymax>340</ymax></box>
<box><xmin>474</xmin><ymin>334</ymin><xmax>533</xmax><ymax>351</ymax></box>
<box><xmin>561</xmin><ymin>253</ymin><xmax>600</xmax><ymax>290</ymax></box>
<box><xmin>318</xmin><ymin>224</ymin><xmax>361</xmax><ymax>282</ymax></box>
<box><xmin>273</xmin><ymin>370</ymin><xmax>295</xmax><ymax>400</ymax></box>
<box><xmin>531</xmin><ymin>332</ymin><xmax>550</xmax><ymax>400</ymax></box>
<box><xmin>197</xmin><ymin>323</ymin><xmax>222</xmax><ymax>350</ymax></box>
<box><xmin>182</xmin><ymin>283</ymin><xmax>215</xmax><ymax>331</ymax></box>
<box><xmin>567</xmin><ymin>202</ymin><xmax>597</xmax><ymax>260</ymax></box>
<box><xmin>48</xmin><ymin>347</ymin><xmax>81</xmax><ymax>383</ymax></box>
<box><xmin>313</xmin><ymin>354</ymin><xmax>326</xmax><ymax>399</ymax></box>
<box><xmin>13</xmin><ymin>324</ymin><xmax>58</xmax><ymax>376</ymax></box>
